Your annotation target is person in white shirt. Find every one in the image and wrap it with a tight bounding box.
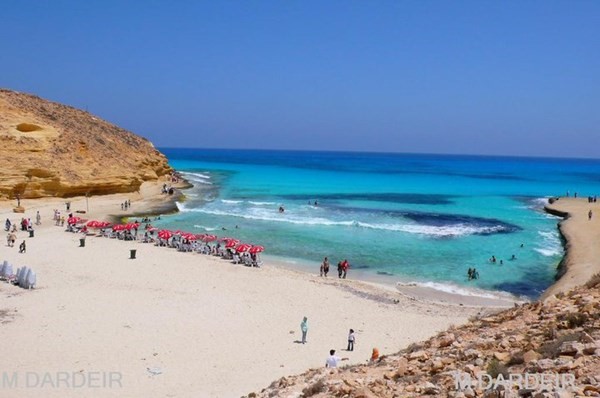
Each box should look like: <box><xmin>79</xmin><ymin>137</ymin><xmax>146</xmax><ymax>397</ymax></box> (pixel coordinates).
<box><xmin>325</xmin><ymin>349</ymin><xmax>349</xmax><ymax>368</ymax></box>
<box><xmin>326</xmin><ymin>349</ymin><xmax>341</xmax><ymax>368</ymax></box>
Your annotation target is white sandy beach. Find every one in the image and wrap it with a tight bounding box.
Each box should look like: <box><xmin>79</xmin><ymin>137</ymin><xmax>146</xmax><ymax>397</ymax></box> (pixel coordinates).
<box><xmin>0</xmin><ymin>185</ymin><xmax>504</xmax><ymax>397</ymax></box>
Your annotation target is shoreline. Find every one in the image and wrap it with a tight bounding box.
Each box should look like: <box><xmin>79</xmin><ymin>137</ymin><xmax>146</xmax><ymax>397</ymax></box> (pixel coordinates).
<box><xmin>266</xmin><ymin>254</ymin><xmax>522</xmax><ymax>308</ymax></box>
<box><xmin>0</xmin><ymin>183</ymin><xmax>482</xmax><ymax>397</ymax></box>
<box><xmin>541</xmin><ymin>196</ymin><xmax>600</xmax><ymax>299</ymax></box>
<box><xmin>0</xmin><ymin>183</ymin><xmax>594</xmax><ymax>397</ymax></box>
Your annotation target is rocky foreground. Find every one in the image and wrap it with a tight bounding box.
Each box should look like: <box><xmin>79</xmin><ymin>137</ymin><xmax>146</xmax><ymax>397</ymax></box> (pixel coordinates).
<box><xmin>0</xmin><ymin>89</ymin><xmax>171</xmax><ymax>199</ymax></box>
<box><xmin>251</xmin><ymin>277</ymin><xmax>600</xmax><ymax>398</ymax></box>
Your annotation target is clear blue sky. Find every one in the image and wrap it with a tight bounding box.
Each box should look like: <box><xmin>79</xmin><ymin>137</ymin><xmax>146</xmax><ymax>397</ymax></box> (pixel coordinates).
<box><xmin>2</xmin><ymin>1</ymin><xmax>599</xmax><ymax>157</ymax></box>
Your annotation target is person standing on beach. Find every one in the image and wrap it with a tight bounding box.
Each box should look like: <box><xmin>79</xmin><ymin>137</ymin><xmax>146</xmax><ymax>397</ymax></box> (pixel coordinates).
<box><xmin>321</xmin><ymin>257</ymin><xmax>330</xmax><ymax>277</ymax></box>
<box><xmin>342</xmin><ymin>259</ymin><xmax>349</xmax><ymax>279</ymax></box>
<box><xmin>300</xmin><ymin>317</ymin><xmax>308</xmax><ymax>344</ymax></box>
<box><xmin>35</xmin><ymin>211</ymin><xmax>41</xmax><ymax>225</ymax></box>
<box><xmin>589</xmin><ymin>210</ymin><xmax>593</xmax><ymax>220</ymax></box>
<box><xmin>347</xmin><ymin>329</ymin><xmax>355</xmax><ymax>351</ymax></box>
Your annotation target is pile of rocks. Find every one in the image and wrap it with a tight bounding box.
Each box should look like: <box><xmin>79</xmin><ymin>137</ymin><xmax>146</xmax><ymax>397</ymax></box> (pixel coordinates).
<box><xmin>250</xmin><ymin>280</ymin><xmax>600</xmax><ymax>398</ymax></box>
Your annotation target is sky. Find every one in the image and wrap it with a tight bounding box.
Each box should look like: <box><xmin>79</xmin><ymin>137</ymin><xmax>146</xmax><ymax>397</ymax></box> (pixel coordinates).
<box><xmin>2</xmin><ymin>1</ymin><xmax>599</xmax><ymax>158</ymax></box>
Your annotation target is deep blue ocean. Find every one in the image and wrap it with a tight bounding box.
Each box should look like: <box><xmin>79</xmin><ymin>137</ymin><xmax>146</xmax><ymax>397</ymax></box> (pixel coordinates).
<box><xmin>155</xmin><ymin>148</ymin><xmax>600</xmax><ymax>299</ymax></box>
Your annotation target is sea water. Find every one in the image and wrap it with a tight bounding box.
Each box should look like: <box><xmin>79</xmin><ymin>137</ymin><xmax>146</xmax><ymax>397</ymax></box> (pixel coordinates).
<box><xmin>154</xmin><ymin>149</ymin><xmax>600</xmax><ymax>299</ymax></box>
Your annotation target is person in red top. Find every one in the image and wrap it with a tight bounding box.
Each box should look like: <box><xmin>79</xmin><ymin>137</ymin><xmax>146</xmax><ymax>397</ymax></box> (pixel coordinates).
<box><xmin>342</xmin><ymin>259</ymin><xmax>349</xmax><ymax>279</ymax></box>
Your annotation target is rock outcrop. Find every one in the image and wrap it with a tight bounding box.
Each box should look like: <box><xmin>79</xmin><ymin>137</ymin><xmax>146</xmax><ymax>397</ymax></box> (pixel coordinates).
<box><xmin>0</xmin><ymin>89</ymin><xmax>171</xmax><ymax>198</ymax></box>
<box><xmin>250</xmin><ymin>277</ymin><xmax>600</xmax><ymax>398</ymax></box>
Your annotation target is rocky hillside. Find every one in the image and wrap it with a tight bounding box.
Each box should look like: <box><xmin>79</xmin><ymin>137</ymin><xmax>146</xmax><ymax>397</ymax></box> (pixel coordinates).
<box><xmin>0</xmin><ymin>89</ymin><xmax>171</xmax><ymax>198</ymax></box>
<box><xmin>251</xmin><ymin>277</ymin><xmax>600</xmax><ymax>398</ymax></box>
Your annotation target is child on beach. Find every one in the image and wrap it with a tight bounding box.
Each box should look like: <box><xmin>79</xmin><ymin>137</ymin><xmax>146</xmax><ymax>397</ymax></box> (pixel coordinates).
<box><xmin>370</xmin><ymin>348</ymin><xmax>379</xmax><ymax>362</ymax></box>
<box><xmin>300</xmin><ymin>317</ymin><xmax>308</xmax><ymax>344</ymax></box>
<box><xmin>347</xmin><ymin>329</ymin><xmax>355</xmax><ymax>351</ymax></box>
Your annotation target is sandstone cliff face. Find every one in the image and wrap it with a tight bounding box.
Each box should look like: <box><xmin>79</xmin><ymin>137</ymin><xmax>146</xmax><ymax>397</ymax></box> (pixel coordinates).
<box><xmin>0</xmin><ymin>89</ymin><xmax>172</xmax><ymax>199</ymax></box>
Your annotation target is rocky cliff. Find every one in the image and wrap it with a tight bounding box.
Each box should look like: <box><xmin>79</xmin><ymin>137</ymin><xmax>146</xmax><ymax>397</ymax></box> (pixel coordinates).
<box><xmin>0</xmin><ymin>89</ymin><xmax>172</xmax><ymax>198</ymax></box>
<box><xmin>252</xmin><ymin>278</ymin><xmax>600</xmax><ymax>398</ymax></box>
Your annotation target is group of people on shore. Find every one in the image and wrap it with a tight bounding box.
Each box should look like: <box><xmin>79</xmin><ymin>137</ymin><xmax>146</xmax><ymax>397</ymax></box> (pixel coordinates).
<box><xmin>121</xmin><ymin>200</ymin><xmax>131</xmax><ymax>211</ymax></box>
<box><xmin>319</xmin><ymin>257</ymin><xmax>350</xmax><ymax>279</ymax></box>
<box><xmin>300</xmin><ymin>317</ymin><xmax>379</xmax><ymax>368</ymax></box>
<box><xmin>4</xmin><ymin>218</ymin><xmax>29</xmax><ymax>253</ymax></box>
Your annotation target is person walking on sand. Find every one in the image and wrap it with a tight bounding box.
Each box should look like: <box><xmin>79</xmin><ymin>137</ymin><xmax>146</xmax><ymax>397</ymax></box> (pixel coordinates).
<box><xmin>19</xmin><ymin>240</ymin><xmax>26</xmax><ymax>253</ymax></box>
<box><xmin>337</xmin><ymin>261</ymin><xmax>343</xmax><ymax>278</ymax></box>
<box><xmin>300</xmin><ymin>317</ymin><xmax>308</xmax><ymax>344</ymax></box>
<box><xmin>347</xmin><ymin>329</ymin><xmax>356</xmax><ymax>351</ymax></box>
<box><xmin>8</xmin><ymin>232</ymin><xmax>16</xmax><ymax>247</ymax></box>
<box><xmin>589</xmin><ymin>210</ymin><xmax>593</xmax><ymax>221</ymax></box>
<box><xmin>35</xmin><ymin>211</ymin><xmax>41</xmax><ymax>225</ymax></box>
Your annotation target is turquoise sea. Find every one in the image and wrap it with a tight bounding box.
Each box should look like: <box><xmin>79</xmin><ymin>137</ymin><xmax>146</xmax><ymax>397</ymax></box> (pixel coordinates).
<box><xmin>154</xmin><ymin>149</ymin><xmax>600</xmax><ymax>300</ymax></box>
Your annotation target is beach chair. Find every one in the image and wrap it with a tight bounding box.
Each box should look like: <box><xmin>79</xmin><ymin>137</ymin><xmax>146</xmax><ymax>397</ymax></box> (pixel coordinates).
<box><xmin>1</xmin><ymin>261</ymin><xmax>15</xmax><ymax>282</ymax></box>
<box><xmin>24</xmin><ymin>269</ymin><xmax>36</xmax><ymax>289</ymax></box>
<box><xmin>232</xmin><ymin>253</ymin><xmax>241</xmax><ymax>264</ymax></box>
<box><xmin>16</xmin><ymin>267</ymin><xmax>36</xmax><ymax>289</ymax></box>
<box><xmin>16</xmin><ymin>267</ymin><xmax>28</xmax><ymax>287</ymax></box>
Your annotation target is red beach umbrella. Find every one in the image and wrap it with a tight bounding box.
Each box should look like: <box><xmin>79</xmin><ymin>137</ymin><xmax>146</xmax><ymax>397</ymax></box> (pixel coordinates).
<box><xmin>67</xmin><ymin>216</ymin><xmax>81</xmax><ymax>225</ymax></box>
<box><xmin>124</xmin><ymin>222</ymin><xmax>139</xmax><ymax>230</ymax></box>
<box><xmin>249</xmin><ymin>245</ymin><xmax>264</xmax><ymax>254</ymax></box>
<box><xmin>158</xmin><ymin>230</ymin><xmax>173</xmax><ymax>239</ymax></box>
<box><xmin>202</xmin><ymin>234</ymin><xmax>217</xmax><ymax>242</ymax></box>
<box><xmin>225</xmin><ymin>239</ymin><xmax>240</xmax><ymax>248</ymax></box>
<box><xmin>235</xmin><ymin>243</ymin><xmax>252</xmax><ymax>253</ymax></box>
<box><xmin>183</xmin><ymin>233</ymin><xmax>197</xmax><ymax>241</ymax></box>
<box><xmin>86</xmin><ymin>220</ymin><xmax>100</xmax><ymax>228</ymax></box>
<box><xmin>112</xmin><ymin>224</ymin><xmax>126</xmax><ymax>231</ymax></box>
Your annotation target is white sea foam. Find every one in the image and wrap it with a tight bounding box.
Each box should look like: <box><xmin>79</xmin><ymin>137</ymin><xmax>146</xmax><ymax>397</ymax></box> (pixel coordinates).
<box><xmin>534</xmin><ymin>247</ymin><xmax>562</xmax><ymax>257</ymax></box>
<box><xmin>221</xmin><ymin>199</ymin><xmax>243</xmax><ymax>204</ymax></box>
<box><xmin>534</xmin><ymin>230</ymin><xmax>563</xmax><ymax>257</ymax></box>
<box><xmin>180</xmin><ymin>207</ymin><xmax>506</xmax><ymax>236</ymax></box>
<box><xmin>248</xmin><ymin>201</ymin><xmax>276</xmax><ymax>206</ymax></box>
<box><xmin>357</xmin><ymin>222</ymin><xmax>506</xmax><ymax>237</ymax></box>
<box><xmin>182</xmin><ymin>171</ymin><xmax>211</xmax><ymax>180</ymax></box>
<box><xmin>193</xmin><ymin>225</ymin><xmax>217</xmax><ymax>231</ymax></box>
<box><xmin>181</xmin><ymin>172</ymin><xmax>213</xmax><ymax>185</ymax></box>
<box><xmin>397</xmin><ymin>280</ymin><xmax>519</xmax><ymax>301</ymax></box>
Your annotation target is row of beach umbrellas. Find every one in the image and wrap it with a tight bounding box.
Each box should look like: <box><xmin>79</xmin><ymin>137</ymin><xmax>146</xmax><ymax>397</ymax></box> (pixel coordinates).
<box><xmin>82</xmin><ymin>220</ymin><xmax>265</xmax><ymax>254</ymax></box>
